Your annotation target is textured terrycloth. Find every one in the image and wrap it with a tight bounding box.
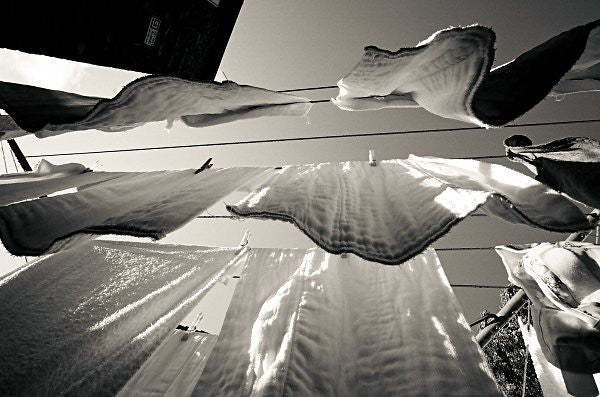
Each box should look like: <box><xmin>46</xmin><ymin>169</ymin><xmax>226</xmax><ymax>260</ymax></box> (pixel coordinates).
<box><xmin>192</xmin><ymin>248</ymin><xmax>500</xmax><ymax>396</ymax></box>
<box><xmin>519</xmin><ymin>319</ymin><xmax>600</xmax><ymax>397</ymax></box>
<box><xmin>0</xmin><ymin>166</ymin><xmax>268</xmax><ymax>256</ymax></box>
<box><xmin>0</xmin><ymin>159</ymin><xmax>126</xmax><ymax>206</ymax></box>
<box><xmin>0</xmin><ymin>240</ymin><xmax>244</xmax><ymax>396</ymax></box>
<box><xmin>496</xmin><ymin>243</ymin><xmax>600</xmax><ymax>373</ymax></box>
<box><xmin>228</xmin><ymin>156</ymin><xmax>590</xmax><ymax>266</ymax></box>
<box><xmin>334</xmin><ymin>19</ymin><xmax>600</xmax><ymax>127</ymax></box>
<box><xmin>505</xmin><ymin>135</ymin><xmax>600</xmax><ymax>209</ymax></box>
<box><xmin>0</xmin><ymin>77</ymin><xmax>311</xmax><ymax>138</ymax></box>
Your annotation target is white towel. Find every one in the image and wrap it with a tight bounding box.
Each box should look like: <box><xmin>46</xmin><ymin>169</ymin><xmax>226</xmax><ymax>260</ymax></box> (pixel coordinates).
<box><xmin>228</xmin><ymin>156</ymin><xmax>590</xmax><ymax>265</ymax></box>
<box><xmin>192</xmin><ymin>248</ymin><xmax>500</xmax><ymax>396</ymax></box>
<box><xmin>0</xmin><ymin>240</ymin><xmax>244</xmax><ymax>396</ymax></box>
<box><xmin>334</xmin><ymin>19</ymin><xmax>600</xmax><ymax>127</ymax></box>
<box><xmin>0</xmin><ymin>77</ymin><xmax>311</xmax><ymax>138</ymax></box>
<box><xmin>0</xmin><ymin>166</ymin><xmax>268</xmax><ymax>255</ymax></box>
<box><xmin>0</xmin><ymin>159</ymin><xmax>126</xmax><ymax>206</ymax></box>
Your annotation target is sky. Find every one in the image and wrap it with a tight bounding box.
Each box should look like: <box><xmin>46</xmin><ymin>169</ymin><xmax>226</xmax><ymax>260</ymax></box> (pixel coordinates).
<box><xmin>0</xmin><ymin>0</ymin><xmax>599</xmax><ymax>323</ymax></box>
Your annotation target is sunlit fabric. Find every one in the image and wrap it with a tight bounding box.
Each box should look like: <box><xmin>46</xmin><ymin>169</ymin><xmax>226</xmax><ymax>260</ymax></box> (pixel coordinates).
<box><xmin>0</xmin><ymin>240</ymin><xmax>244</xmax><ymax>396</ymax></box>
<box><xmin>228</xmin><ymin>156</ymin><xmax>590</xmax><ymax>265</ymax></box>
<box><xmin>0</xmin><ymin>166</ymin><xmax>268</xmax><ymax>256</ymax></box>
<box><xmin>192</xmin><ymin>248</ymin><xmax>501</xmax><ymax>396</ymax></box>
<box><xmin>0</xmin><ymin>77</ymin><xmax>311</xmax><ymax>138</ymax></box>
<box><xmin>496</xmin><ymin>242</ymin><xmax>600</xmax><ymax>374</ymax></box>
<box><xmin>120</xmin><ymin>273</ymin><xmax>243</xmax><ymax>396</ymax></box>
<box><xmin>519</xmin><ymin>319</ymin><xmax>600</xmax><ymax>397</ymax></box>
<box><xmin>118</xmin><ymin>331</ymin><xmax>218</xmax><ymax>397</ymax></box>
<box><xmin>334</xmin><ymin>19</ymin><xmax>600</xmax><ymax>127</ymax></box>
<box><xmin>505</xmin><ymin>135</ymin><xmax>600</xmax><ymax>209</ymax></box>
<box><xmin>0</xmin><ymin>159</ymin><xmax>126</xmax><ymax>206</ymax></box>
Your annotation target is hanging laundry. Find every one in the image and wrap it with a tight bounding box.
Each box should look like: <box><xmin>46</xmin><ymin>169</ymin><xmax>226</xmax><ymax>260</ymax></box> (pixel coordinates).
<box><xmin>519</xmin><ymin>318</ymin><xmax>600</xmax><ymax>397</ymax></box>
<box><xmin>0</xmin><ymin>77</ymin><xmax>311</xmax><ymax>138</ymax></box>
<box><xmin>192</xmin><ymin>247</ymin><xmax>500</xmax><ymax>396</ymax></box>
<box><xmin>334</xmin><ymin>19</ymin><xmax>600</xmax><ymax>127</ymax></box>
<box><xmin>0</xmin><ymin>240</ymin><xmax>245</xmax><ymax>396</ymax></box>
<box><xmin>504</xmin><ymin>135</ymin><xmax>600</xmax><ymax>209</ymax></box>
<box><xmin>496</xmin><ymin>242</ymin><xmax>600</xmax><ymax>374</ymax></box>
<box><xmin>228</xmin><ymin>156</ymin><xmax>591</xmax><ymax>266</ymax></box>
<box><xmin>119</xmin><ymin>261</ymin><xmax>244</xmax><ymax>397</ymax></box>
<box><xmin>0</xmin><ymin>159</ymin><xmax>127</xmax><ymax>206</ymax></box>
<box><xmin>0</xmin><ymin>165</ymin><xmax>268</xmax><ymax>256</ymax></box>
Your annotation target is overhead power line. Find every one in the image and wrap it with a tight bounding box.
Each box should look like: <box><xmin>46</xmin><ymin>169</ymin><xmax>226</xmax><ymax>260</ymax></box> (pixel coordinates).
<box><xmin>25</xmin><ymin>118</ymin><xmax>600</xmax><ymax>159</ymax></box>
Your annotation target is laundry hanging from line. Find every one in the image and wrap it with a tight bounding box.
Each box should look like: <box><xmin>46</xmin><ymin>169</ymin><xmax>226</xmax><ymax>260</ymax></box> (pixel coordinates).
<box><xmin>0</xmin><ymin>164</ymin><xmax>269</xmax><ymax>256</ymax></box>
<box><xmin>334</xmin><ymin>18</ymin><xmax>600</xmax><ymax>127</ymax></box>
<box><xmin>0</xmin><ymin>77</ymin><xmax>311</xmax><ymax>139</ymax></box>
<box><xmin>0</xmin><ymin>239</ymin><xmax>245</xmax><ymax>396</ymax></box>
<box><xmin>519</xmin><ymin>318</ymin><xmax>600</xmax><ymax>397</ymax></box>
<box><xmin>505</xmin><ymin>135</ymin><xmax>600</xmax><ymax>209</ymax></box>
<box><xmin>192</xmin><ymin>247</ymin><xmax>501</xmax><ymax>396</ymax></box>
<box><xmin>496</xmin><ymin>242</ymin><xmax>600</xmax><ymax>375</ymax></box>
<box><xmin>0</xmin><ymin>159</ymin><xmax>128</xmax><ymax>206</ymax></box>
<box><xmin>119</xmin><ymin>254</ymin><xmax>245</xmax><ymax>397</ymax></box>
<box><xmin>228</xmin><ymin>155</ymin><xmax>591</xmax><ymax>266</ymax></box>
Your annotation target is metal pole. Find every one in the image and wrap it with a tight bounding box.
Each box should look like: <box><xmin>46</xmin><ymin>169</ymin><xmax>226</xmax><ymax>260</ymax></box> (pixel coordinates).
<box><xmin>476</xmin><ymin>211</ymin><xmax>598</xmax><ymax>347</ymax></box>
<box><xmin>7</xmin><ymin>139</ymin><xmax>31</xmax><ymax>171</ymax></box>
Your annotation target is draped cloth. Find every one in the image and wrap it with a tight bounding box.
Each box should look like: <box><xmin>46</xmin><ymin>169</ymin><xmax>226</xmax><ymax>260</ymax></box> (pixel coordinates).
<box><xmin>228</xmin><ymin>156</ymin><xmax>590</xmax><ymax>265</ymax></box>
<box><xmin>334</xmin><ymin>19</ymin><xmax>600</xmax><ymax>127</ymax></box>
<box><xmin>0</xmin><ymin>159</ymin><xmax>127</xmax><ymax>206</ymax></box>
<box><xmin>192</xmin><ymin>247</ymin><xmax>501</xmax><ymax>396</ymax></box>
<box><xmin>0</xmin><ymin>240</ymin><xmax>245</xmax><ymax>396</ymax></box>
<box><xmin>505</xmin><ymin>135</ymin><xmax>600</xmax><ymax>209</ymax></box>
<box><xmin>496</xmin><ymin>242</ymin><xmax>600</xmax><ymax>374</ymax></box>
<box><xmin>0</xmin><ymin>77</ymin><xmax>311</xmax><ymax>139</ymax></box>
<box><xmin>0</xmin><ymin>166</ymin><xmax>268</xmax><ymax>256</ymax></box>
<box><xmin>519</xmin><ymin>319</ymin><xmax>600</xmax><ymax>397</ymax></box>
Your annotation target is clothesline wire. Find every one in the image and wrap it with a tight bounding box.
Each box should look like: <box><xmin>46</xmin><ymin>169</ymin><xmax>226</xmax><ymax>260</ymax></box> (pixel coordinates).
<box><xmin>24</xmin><ymin>118</ymin><xmax>600</xmax><ymax>159</ymax></box>
<box><xmin>278</xmin><ymin>85</ymin><xmax>338</xmax><ymax>93</ymax></box>
<box><xmin>0</xmin><ymin>141</ymin><xmax>7</xmax><ymax>173</ymax></box>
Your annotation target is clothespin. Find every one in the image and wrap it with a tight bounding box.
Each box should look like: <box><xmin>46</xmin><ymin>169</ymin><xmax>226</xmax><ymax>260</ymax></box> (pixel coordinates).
<box><xmin>238</xmin><ymin>230</ymin><xmax>250</xmax><ymax>248</ymax></box>
<box><xmin>368</xmin><ymin>149</ymin><xmax>376</xmax><ymax>166</ymax></box>
<box><xmin>195</xmin><ymin>158</ymin><xmax>213</xmax><ymax>174</ymax></box>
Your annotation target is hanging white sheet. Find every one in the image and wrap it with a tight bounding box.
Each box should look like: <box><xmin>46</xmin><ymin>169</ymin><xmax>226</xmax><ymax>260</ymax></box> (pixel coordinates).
<box><xmin>192</xmin><ymin>247</ymin><xmax>501</xmax><ymax>396</ymax></box>
<box><xmin>0</xmin><ymin>240</ymin><xmax>244</xmax><ymax>396</ymax></box>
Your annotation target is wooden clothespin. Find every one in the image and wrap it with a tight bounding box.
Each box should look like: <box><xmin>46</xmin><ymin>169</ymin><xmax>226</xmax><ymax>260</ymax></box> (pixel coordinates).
<box><xmin>195</xmin><ymin>158</ymin><xmax>213</xmax><ymax>174</ymax></box>
<box><xmin>368</xmin><ymin>149</ymin><xmax>376</xmax><ymax>166</ymax></box>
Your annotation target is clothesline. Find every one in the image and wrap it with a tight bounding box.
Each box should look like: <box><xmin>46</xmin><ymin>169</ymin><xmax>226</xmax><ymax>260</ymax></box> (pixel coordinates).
<box><xmin>24</xmin><ymin>118</ymin><xmax>600</xmax><ymax>159</ymax></box>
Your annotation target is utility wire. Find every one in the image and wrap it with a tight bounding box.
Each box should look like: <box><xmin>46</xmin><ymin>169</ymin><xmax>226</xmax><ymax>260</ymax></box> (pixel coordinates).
<box><xmin>25</xmin><ymin>118</ymin><xmax>600</xmax><ymax>159</ymax></box>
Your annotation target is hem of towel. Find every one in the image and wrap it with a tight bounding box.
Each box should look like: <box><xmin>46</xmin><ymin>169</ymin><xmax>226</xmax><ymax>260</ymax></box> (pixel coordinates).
<box><xmin>227</xmin><ymin>190</ymin><xmax>590</xmax><ymax>266</ymax></box>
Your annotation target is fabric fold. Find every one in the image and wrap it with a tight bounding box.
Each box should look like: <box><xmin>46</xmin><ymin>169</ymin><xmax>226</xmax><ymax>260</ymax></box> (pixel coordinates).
<box><xmin>505</xmin><ymin>135</ymin><xmax>600</xmax><ymax>209</ymax></box>
<box><xmin>334</xmin><ymin>19</ymin><xmax>600</xmax><ymax>127</ymax></box>
<box><xmin>0</xmin><ymin>240</ymin><xmax>243</xmax><ymax>396</ymax></box>
<box><xmin>0</xmin><ymin>159</ymin><xmax>128</xmax><ymax>206</ymax></box>
<box><xmin>0</xmin><ymin>166</ymin><xmax>268</xmax><ymax>256</ymax></box>
<box><xmin>496</xmin><ymin>242</ymin><xmax>600</xmax><ymax>374</ymax></box>
<box><xmin>0</xmin><ymin>77</ymin><xmax>311</xmax><ymax>138</ymax></box>
<box><xmin>227</xmin><ymin>156</ymin><xmax>590</xmax><ymax>266</ymax></box>
<box><xmin>192</xmin><ymin>248</ymin><xmax>500</xmax><ymax>396</ymax></box>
